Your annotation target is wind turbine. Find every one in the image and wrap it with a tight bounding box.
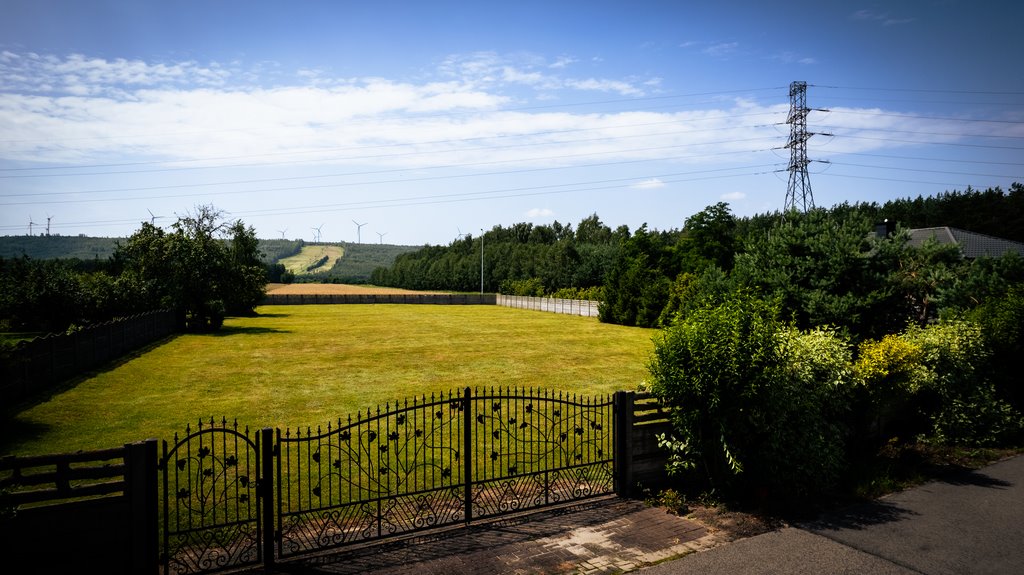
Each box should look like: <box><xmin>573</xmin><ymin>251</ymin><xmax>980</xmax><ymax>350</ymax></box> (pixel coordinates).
<box><xmin>277</xmin><ymin>228</ymin><xmax>288</xmax><ymax>239</ymax></box>
<box><xmin>45</xmin><ymin>214</ymin><xmax>52</xmax><ymax>236</ymax></box>
<box><xmin>377</xmin><ymin>231</ymin><xmax>388</xmax><ymax>244</ymax></box>
<box><xmin>352</xmin><ymin>220</ymin><xmax>367</xmax><ymax>244</ymax></box>
<box><xmin>147</xmin><ymin>209</ymin><xmax>165</xmax><ymax>225</ymax></box>
<box><xmin>311</xmin><ymin>224</ymin><xmax>324</xmax><ymax>243</ymax></box>
<box><xmin>28</xmin><ymin>216</ymin><xmax>36</xmax><ymax>236</ymax></box>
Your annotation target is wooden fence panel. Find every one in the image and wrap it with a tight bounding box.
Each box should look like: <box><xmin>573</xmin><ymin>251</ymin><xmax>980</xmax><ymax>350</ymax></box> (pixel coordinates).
<box><xmin>0</xmin><ymin>310</ymin><xmax>177</xmax><ymax>403</ymax></box>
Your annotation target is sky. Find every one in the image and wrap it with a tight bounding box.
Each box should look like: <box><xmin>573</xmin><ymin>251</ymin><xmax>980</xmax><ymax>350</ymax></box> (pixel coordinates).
<box><xmin>1</xmin><ymin>0</ymin><xmax>1022</xmax><ymax>246</ymax></box>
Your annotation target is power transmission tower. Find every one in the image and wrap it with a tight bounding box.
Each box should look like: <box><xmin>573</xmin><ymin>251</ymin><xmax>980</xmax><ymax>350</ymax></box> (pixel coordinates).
<box><xmin>784</xmin><ymin>81</ymin><xmax>829</xmax><ymax>214</ymax></box>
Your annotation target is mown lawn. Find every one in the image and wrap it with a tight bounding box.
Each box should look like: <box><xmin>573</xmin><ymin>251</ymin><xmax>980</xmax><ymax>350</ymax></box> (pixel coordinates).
<box><xmin>2</xmin><ymin>304</ymin><xmax>656</xmax><ymax>456</ymax></box>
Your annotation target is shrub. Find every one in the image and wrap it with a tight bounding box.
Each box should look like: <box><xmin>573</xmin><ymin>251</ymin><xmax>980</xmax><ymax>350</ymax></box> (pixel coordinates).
<box><xmin>902</xmin><ymin>320</ymin><xmax>1023</xmax><ymax>445</ymax></box>
<box><xmin>498</xmin><ymin>277</ymin><xmax>545</xmax><ymax>297</ymax></box>
<box><xmin>548</xmin><ymin>286</ymin><xmax>604</xmax><ymax>300</ymax></box>
<box><xmin>852</xmin><ymin>335</ymin><xmax>931</xmax><ymax>440</ymax></box>
<box><xmin>966</xmin><ymin>284</ymin><xmax>1024</xmax><ymax>410</ymax></box>
<box><xmin>305</xmin><ymin>255</ymin><xmax>329</xmax><ymax>272</ymax></box>
<box><xmin>648</xmin><ymin>291</ymin><xmax>852</xmax><ymax>501</ymax></box>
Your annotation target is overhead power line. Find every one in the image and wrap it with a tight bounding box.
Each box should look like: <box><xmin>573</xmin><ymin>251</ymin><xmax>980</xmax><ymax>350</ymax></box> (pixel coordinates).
<box><xmin>0</xmin><ymin>163</ymin><xmax>783</xmax><ymax>232</ymax></box>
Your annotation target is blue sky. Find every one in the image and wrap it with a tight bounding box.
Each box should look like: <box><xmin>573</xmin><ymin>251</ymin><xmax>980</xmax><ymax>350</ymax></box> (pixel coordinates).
<box><xmin>1</xmin><ymin>0</ymin><xmax>1022</xmax><ymax>245</ymax></box>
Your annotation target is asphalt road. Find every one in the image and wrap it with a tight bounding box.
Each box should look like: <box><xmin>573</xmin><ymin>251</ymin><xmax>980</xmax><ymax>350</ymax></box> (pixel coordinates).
<box><xmin>637</xmin><ymin>453</ymin><xmax>1024</xmax><ymax>575</ymax></box>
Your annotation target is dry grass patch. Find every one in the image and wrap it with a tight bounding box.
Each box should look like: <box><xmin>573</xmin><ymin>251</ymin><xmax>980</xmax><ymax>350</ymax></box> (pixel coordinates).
<box><xmin>266</xmin><ymin>283</ymin><xmax>440</xmax><ymax>295</ymax></box>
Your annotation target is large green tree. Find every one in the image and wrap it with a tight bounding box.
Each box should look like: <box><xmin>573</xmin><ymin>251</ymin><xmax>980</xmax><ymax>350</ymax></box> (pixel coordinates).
<box><xmin>678</xmin><ymin>201</ymin><xmax>737</xmax><ymax>272</ymax></box>
<box><xmin>731</xmin><ymin>209</ymin><xmax>910</xmax><ymax>342</ymax></box>
<box><xmin>114</xmin><ymin>205</ymin><xmax>265</xmax><ymax>331</ymax></box>
<box><xmin>599</xmin><ymin>224</ymin><xmax>678</xmax><ymax>327</ymax></box>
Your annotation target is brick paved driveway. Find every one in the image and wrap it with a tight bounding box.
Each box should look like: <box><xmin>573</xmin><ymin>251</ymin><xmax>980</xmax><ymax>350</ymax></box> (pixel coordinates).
<box><xmin>250</xmin><ymin>496</ymin><xmax>724</xmax><ymax>575</ymax></box>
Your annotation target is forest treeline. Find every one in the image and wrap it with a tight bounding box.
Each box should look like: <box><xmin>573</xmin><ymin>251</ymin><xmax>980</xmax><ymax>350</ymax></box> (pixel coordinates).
<box><xmin>373</xmin><ymin>183</ymin><xmax>1024</xmax><ymax>331</ymax></box>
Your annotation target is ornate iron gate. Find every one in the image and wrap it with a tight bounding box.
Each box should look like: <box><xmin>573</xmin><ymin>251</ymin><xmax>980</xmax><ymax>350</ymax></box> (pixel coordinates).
<box><xmin>159</xmin><ymin>388</ymin><xmax>615</xmax><ymax>572</ymax></box>
<box><xmin>160</xmin><ymin>418</ymin><xmax>266</xmax><ymax>575</ymax></box>
<box><xmin>276</xmin><ymin>387</ymin><xmax>615</xmax><ymax>559</ymax></box>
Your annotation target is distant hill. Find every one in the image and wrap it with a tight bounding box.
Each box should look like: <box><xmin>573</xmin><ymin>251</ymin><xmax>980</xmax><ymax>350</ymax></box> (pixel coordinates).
<box><xmin>0</xmin><ymin>235</ymin><xmax>122</xmax><ymax>260</ymax></box>
<box><xmin>0</xmin><ymin>235</ymin><xmax>301</xmax><ymax>263</ymax></box>
<box><xmin>0</xmin><ymin>235</ymin><xmax>419</xmax><ymax>283</ymax></box>
<box><xmin>301</xmin><ymin>242</ymin><xmax>420</xmax><ymax>283</ymax></box>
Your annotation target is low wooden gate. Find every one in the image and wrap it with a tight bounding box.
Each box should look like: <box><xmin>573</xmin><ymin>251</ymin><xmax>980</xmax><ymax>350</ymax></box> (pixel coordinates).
<box><xmin>160</xmin><ymin>388</ymin><xmax>617</xmax><ymax>573</ymax></box>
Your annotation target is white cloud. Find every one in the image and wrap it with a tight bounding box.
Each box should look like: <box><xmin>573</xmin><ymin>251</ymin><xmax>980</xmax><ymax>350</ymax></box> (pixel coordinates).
<box><xmin>549</xmin><ymin>56</ymin><xmax>577</xmax><ymax>69</ymax></box>
<box><xmin>702</xmin><ymin>42</ymin><xmax>738</xmax><ymax>58</ymax></box>
<box><xmin>436</xmin><ymin>51</ymin><xmax>648</xmax><ymax>96</ymax></box>
<box><xmin>851</xmin><ymin>10</ymin><xmax>915</xmax><ymax>26</ymax></box>
<box><xmin>526</xmin><ymin>208</ymin><xmax>554</xmax><ymax>218</ymax></box>
<box><xmin>565</xmin><ymin>78</ymin><xmax>643</xmax><ymax>96</ymax></box>
<box><xmin>631</xmin><ymin>178</ymin><xmax>665</xmax><ymax>190</ymax></box>
<box><xmin>0</xmin><ymin>50</ymin><xmax>987</xmax><ymax>175</ymax></box>
<box><xmin>721</xmin><ymin>191</ymin><xmax>746</xmax><ymax>201</ymax></box>
<box><xmin>771</xmin><ymin>51</ymin><xmax>817</xmax><ymax>66</ymax></box>
<box><xmin>0</xmin><ymin>53</ymin><xmax>231</xmax><ymax>96</ymax></box>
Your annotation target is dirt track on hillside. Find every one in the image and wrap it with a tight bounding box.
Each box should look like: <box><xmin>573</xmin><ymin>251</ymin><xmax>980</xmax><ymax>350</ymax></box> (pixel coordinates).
<box><xmin>265</xmin><ymin>283</ymin><xmax>441</xmax><ymax>295</ymax></box>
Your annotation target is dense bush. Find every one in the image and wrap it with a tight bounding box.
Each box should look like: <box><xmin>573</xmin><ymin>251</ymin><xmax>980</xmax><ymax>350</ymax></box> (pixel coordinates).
<box><xmin>499</xmin><ymin>277</ymin><xmax>545</xmax><ymax>296</ymax></box>
<box><xmin>902</xmin><ymin>321</ymin><xmax>1023</xmax><ymax>446</ymax></box>
<box><xmin>966</xmin><ymin>284</ymin><xmax>1024</xmax><ymax>410</ymax></box>
<box><xmin>549</xmin><ymin>286</ymin><xmax>604</xmax><ymax>300</ymax></box>
<box><xmin>305</xmin><ymin>255</ymin><xmax>329</xmax><ymax>272</ymax></box>
<box><xmin>373</xmin><ymin>215</ymin><xmax>623</xmax><ymax>293</ymax></box>
<box><xmin>648</xmin><ymin>291</ymin><xmax>852</xmax><ymax>500</ymax></box>
<box><xmin>852</xmin><ymin>334</ymin><xmax>930</xmax><ymax>441</ymax></box>
<box><xmin>648</xmin><ymin>289</ymin><xmax>1024</xmax><ymax>503</ymax></box>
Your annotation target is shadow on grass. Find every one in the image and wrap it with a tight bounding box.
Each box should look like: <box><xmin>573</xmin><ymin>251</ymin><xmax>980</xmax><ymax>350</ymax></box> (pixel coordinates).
<box><xmin>0</xmin><ymin>417</ymin><xmax>53</xmax><ymax>455</ymax></box>
<box><xmin>198</xmin><ymin>325</ymin><xmax>290</xmax><ymax>337</ymax></box>
<box><xmin>1</xmin><ymin>335</ymin><xmax>184</xmax><ymax>423</ymax></box>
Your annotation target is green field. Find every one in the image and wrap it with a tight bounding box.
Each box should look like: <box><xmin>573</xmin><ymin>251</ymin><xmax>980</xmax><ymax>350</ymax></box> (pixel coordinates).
<box><xmin>2</xmin><ymin>305</ymin><xmax>656</xmax><ymax>457</ymax></box>
<box><xmin>279</xmin><ymin>244</ymin><xmax>345</xmax><ymax>274</ymax></box>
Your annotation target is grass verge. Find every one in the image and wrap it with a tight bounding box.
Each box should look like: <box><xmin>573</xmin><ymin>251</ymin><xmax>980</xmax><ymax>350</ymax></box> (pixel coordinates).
<box><xmin>2</xmin><ymin>304</ymin><xmax>655</xmax><ymax>456</ymax></box>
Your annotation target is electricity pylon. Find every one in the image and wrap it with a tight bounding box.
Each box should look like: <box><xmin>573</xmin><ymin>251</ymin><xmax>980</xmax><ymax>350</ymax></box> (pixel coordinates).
<box><xmin>784</xmin><ymin>81</ymin><xmax>829</xmax><ymax>214</ymax></box>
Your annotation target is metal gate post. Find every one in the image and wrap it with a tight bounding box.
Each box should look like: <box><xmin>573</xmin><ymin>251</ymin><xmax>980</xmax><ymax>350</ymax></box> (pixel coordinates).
<box><xmin>463</xmin><ymin>386</ymin><xmax>473</xmax><ymax>524</ymax></box>
<box><xmin>260</xmin><ymin>428</ymin><xmax>275</xmax><ymax>569</ymax></box>
<box><xmin>613</xmin><ymin>391</ymin><xmax>635</xmax><ymax>498</ymax></box>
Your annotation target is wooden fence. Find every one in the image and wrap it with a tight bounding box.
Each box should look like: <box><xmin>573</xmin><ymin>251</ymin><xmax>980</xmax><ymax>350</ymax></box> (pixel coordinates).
<box><xmin>0</xmin><ymin>440</ymin><xmax>159</xmax><ymax>575</ymax></box>
<box><xmin>0</xmin><ymin>309</ymin><xmax>177</xmax><ymax>404</ymax></box>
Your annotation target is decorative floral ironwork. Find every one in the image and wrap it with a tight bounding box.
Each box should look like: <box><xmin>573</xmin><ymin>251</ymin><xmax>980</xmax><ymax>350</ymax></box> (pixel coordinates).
<box><xmin>277</xmin><ymin>391</ymin><xmax>466</xmax><ymax>557</ymax></box>
<box><xmin>161</xmin><ymin>388</ymin><xmax>614</xmax><ymax>570</ymax></box>
<box><xmin>161</xmin><ymin>417</ymin><xmax>261</xmax><ymax>575</ymax></box>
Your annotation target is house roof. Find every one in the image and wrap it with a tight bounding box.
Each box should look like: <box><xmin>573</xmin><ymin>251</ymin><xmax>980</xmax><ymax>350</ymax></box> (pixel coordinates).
<box><xmin>908</xmin><ymin>227</ymin><xmax>1024</xmax><ymax>258</ymax></box>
